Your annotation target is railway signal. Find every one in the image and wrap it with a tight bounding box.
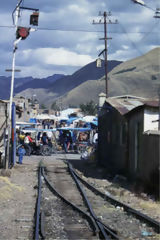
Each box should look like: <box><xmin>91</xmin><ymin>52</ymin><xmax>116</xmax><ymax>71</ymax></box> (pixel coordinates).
<box><xmin>16</xmin><ymin>27</ymin><xmax>30</xmax><ymax>40</ymax></box>
<box><xmin>30</xmin><ymin>12</ymin><xmax>39</xmax><ymax>26</ymax></box>
<box><xmin>6</xmin><ymin>0</ymin><xmax>39</xmax><ymax>169</ymax></box>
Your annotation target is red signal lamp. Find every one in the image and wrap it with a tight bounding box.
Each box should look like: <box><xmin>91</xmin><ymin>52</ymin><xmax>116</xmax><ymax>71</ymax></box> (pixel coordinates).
<box><xmin>16</xmin><ymin>27</ymin><xmax>30</xmax><ymax>40</ymax></box>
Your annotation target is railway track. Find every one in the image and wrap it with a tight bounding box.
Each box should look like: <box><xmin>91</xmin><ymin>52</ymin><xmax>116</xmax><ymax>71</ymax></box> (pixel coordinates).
<box><xmin>34</xmin><ymin>158</ymin><xmax>160</xmax><ymax>240</ymax></box>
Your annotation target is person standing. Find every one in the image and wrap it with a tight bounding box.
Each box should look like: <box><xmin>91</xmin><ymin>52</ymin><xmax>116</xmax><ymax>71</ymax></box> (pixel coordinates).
<box><xmin>24</xmin><ymin>133</ymin><xmax>33</xmax><ymax>156</ymax></box>
<box><xmin>93</xmin><ymin>130</ymin><xmax>98</xmax><ymax>147</ymax></box>
<box><xmin>41</xmin><ymin>132</ymin><xmax>48</xmax><ymax>145</ymax></box>
<box><xmin>17</xmin><ymin>145</ymin><xmax>26</xmax><ymax>164</ymax></box>
<box><xmin>62</xmin><ymin>130</ymin><xmax>71</xmax><ymax>153</ymax></box>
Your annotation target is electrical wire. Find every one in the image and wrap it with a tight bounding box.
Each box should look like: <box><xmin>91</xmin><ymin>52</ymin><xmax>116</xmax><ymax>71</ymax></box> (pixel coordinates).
<box><xmin>0</xmin><ymin>25</ymin><xmax>159</xmax><ymax>34</ymax></box>
<box><xmin>37</xmin><ymin>27</ymin><xmax>159</xmax><ymax>34</ymax></box>
<box><xmin>119</xmin><ymin>21</ymin><xmax>159</xmax><ymax>58</ymax></box>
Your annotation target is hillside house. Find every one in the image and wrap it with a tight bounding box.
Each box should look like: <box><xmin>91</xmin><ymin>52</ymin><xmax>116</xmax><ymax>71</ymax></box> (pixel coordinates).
<box><xmin>98</xmin><ymin>95</ymin><xmax>159</xmax><ymax>195</ymax></box>
<box><xmin>13</xmin><ymin>96</ymin><xmax>39</xmax><ymax>121</ymax></box>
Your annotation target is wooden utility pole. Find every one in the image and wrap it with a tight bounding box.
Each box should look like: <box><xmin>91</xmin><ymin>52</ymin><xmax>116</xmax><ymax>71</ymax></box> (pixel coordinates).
<box><xmin>93</xmin><ymin>11</ymin><xmax>118</xmax><ymax>97</ymax></box>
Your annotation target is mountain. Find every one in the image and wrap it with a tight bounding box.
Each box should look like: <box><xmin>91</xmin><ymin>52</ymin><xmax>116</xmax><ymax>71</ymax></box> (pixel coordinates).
<box><xmin>54</xmin><ymin>80</ymin><xmax>105</xmax><ymax>108</ymax></box>
<box><xmin>55</xmin><ymin>47</ymin><xmax>160</xmax><ymax>107</ymax></box>
<box><xmin>14</xmin><ymin>74</ymin><xmax>64</xmax><ymax>94</ymax></box>
<box><xmin>3</xmin><ymin>47</ymin><xmax>159</xmax><ymax>108</ymax></box>
<box><xmin>46</xmin><ymin>74</ymin><xmax>65</xmax><ymax>83</ymax></box>
<box><xmin>15</xmin><ymin>77</ymin><xmax>34</xmax><ymax>88</ymax></box>
<box><xmin>14</xmin><ymin>60</ymin><xmax>122</xmax><ymax>105</ymax></box>
<box><xmin>48</xmin><ymin>60</ymin><xmax>122</xmax><ymax>96</ymax></box>
<box><xmin>0</xmin><ymin>74</ymin><xmax>64</xmax><ymax>100</ymax></box>
<box><xmin>107</xmin><ymin>47</ymin><xmax>160</xmax><ymax>98</ymax></box>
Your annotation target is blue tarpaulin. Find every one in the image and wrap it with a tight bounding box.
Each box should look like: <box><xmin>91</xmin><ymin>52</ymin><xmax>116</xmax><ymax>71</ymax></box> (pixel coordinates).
<box><xmin>29</xmin><ymin>118</ymin><xmax>37</xmax><ymax>123</ymax></box>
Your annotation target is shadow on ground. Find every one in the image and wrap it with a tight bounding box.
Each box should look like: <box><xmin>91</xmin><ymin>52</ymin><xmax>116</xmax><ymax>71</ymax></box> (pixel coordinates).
<box><xmin>61</xmin><ymin>157</ymin><xmax>110</xmax><ymax>180</ymax></box>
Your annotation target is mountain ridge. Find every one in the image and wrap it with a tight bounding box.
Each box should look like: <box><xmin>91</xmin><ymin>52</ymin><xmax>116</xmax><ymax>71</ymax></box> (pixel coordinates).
<box><xmin>55</xmin><ymin>47</ymin><xmax>160</xmax><ymax>107</ymax></box>
<box><xmin>1</xmin><ymin>47</ymin><xmax>159</xmax><ymax>108</ymax></box>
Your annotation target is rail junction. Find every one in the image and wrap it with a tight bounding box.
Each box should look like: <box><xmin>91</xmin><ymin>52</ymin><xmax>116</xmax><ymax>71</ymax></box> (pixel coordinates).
<box><xmin>0</xmin><ymin>153</ymin><xmax>159</xmax><ymax>240</ymax></box>
<box><xmin>33</xmin><ymin>153</ymin><xmax>160</xmax><ymax>240</ymax></box>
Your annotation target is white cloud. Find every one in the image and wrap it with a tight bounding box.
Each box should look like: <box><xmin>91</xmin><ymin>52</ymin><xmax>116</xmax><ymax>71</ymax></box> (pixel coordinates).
<box><xmin>0</xmin><ymin>0</ymin><xmax>159</xmax><ymax>78</ymax></box>
<box><xmin>68</xmin><ymin>4</ymin><xmax>88</xmax><ymax>14</ymax></box>
<box><xmin>21</xmin><ymin>47</ymin><xmax>94</xmax><ymax>67</ymax></box>
<box><xmin>122</xmin><ymin>45</ymin><xmax>129</xmax><ymax>50</ymax></box>
<box><xmin>17</xmin><ymin>65</ymin><xmax>63</xmax><ymax>78</ymax></box>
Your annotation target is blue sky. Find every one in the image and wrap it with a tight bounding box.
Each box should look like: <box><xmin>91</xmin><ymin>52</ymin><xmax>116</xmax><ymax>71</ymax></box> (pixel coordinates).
<box><xmin>0</xmin><ymin>0</ymin><xmax>159</xmax><ymax>78</ymax></box>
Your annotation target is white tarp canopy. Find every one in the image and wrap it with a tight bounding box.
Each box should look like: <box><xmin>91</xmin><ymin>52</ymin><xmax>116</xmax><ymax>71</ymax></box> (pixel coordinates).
<box><xmin>49</xmin><ymin>115</ymin><xmax>59</xmax><ymax>120</ymax></box>
<box><xmin>82</xmin><ymin>115</ymin><xmax>97</xmax><ymax>122</ymax></box>
<box><xmin>36</xmin><ymin>114</ymin><xmax>52</xmax><ymax>120</ymax></box>
<box><xmin>55</xmin><ymin>116</ymin><xmax>69</xmax><ymax>121</ymax></box>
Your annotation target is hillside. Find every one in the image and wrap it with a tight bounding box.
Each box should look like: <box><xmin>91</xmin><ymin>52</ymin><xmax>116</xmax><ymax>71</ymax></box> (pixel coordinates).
<box><xmin>14</xmin><ymin>74</ymin><xmax>64</xmax><ymax>95</ymax></box>
<box><xmin>15</xmin><ymin>60</ymin><xmax>122</xmax><ymax>105</ymax></box>
<box><xmin>12</xmin><ymin>47</ymin><xmax>160</xmax><ymax>108</ymax></box>
<box><xmin>48</xmin><ymin>60</ymin><xmax>122</xmax><ymax>95</ymax></box>
<box><xmin>107</xmin><ymin>47</ymin><xmax>160</xmax><ymax>97</ymax></box>
<box><xmin>56</xmin><ymin>47</ymin><xmax>160</xmax><ymax>107</ymax></box>
<box><xmin>0</xmin><ymin>74</ymin><xmax>64</xmax><ymax>100</ymax></box>
<box><xmin>49</xmin><ymin>80</ymin><xmax>105</xmax><ymax>108</ymax></box>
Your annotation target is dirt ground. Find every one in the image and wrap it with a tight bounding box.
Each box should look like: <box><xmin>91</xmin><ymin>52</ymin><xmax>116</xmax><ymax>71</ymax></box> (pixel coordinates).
<box><xmin>0</xmin><ymin>155</ymin><xmax>41</xmax><ymax>240</ymax></box>
<box><xmin>0</xmin><ymin>154</ymin><xmax>159</xmax><ymax>240</ymax></box>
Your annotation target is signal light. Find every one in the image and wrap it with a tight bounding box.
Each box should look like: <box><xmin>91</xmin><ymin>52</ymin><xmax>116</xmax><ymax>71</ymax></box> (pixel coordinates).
<box><xmin>30</xmin><ymin>12</ymin><xmax>39</xmax><ymax>26</ymax></box>
<box><xmin>16</xmin><ymin>27</ymin><xmax>30</xmax><ymax>40</ymax></box>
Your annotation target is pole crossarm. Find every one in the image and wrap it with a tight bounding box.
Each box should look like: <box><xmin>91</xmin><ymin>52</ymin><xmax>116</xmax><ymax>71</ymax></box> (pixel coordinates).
<box><xmin>93</xmin><ymin>21</ymin><xmax>118</xmax><ymax>25</ymax></box>
<box><xmin>154</xmin><ymin>8</ymin><xmax>160</xmax><ymax>18</ymax></box>
<box><xmin>20</xmin><ymin>6</ymin><xmax>39</xmax><ymax>11</ymax></box>
<box><xmin>5</xmin><ymin>69</ymin><xmax>21</xmax><ymax>72</ymax></box>
<box><xmin>99</xmin><ymin>37</ymin><xmax>112</xmax><ymax>40</ymax></box>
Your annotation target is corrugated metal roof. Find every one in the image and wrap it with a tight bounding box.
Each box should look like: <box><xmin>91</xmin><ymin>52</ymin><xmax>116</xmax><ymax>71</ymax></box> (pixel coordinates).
<box><xmin>144</xmin><ymin>130</ymin><xmax>160</xmax><ymax>136</ymax></box>
<box><xmin>142</xmin><ymin>100</ymin><xmax>159</xmax><ymax>107</ymax></box>
<box><xmin>105</xmin><ymin>95</ymin><xmax>159</xmax><ymax>115</ymax></box>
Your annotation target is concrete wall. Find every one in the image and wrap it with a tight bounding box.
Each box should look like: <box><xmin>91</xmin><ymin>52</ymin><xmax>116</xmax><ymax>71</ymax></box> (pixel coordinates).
<box><xmin>144</xmin><ymin>109</ymin><xmax>158</xmax><ymax>131</ymax></box>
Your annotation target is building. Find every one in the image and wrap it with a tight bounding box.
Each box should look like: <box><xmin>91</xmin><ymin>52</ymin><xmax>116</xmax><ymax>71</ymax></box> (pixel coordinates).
<box><xmin>98</xmin><ymin>95</ymin><xmax>160</xmax><ymax>195</ymax></box>
<box><xmin>0</xmin><ymin>100</ymin><xmax>9</xmax><ymax>167</ymax></box>
<box><xmin>13</xmin><ymin>96</ymin><xmax>39</xmax><ymax>121</ymax></box>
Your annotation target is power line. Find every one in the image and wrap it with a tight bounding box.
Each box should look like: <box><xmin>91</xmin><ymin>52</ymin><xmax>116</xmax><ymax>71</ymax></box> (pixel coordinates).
<box><xmin>0</xmin><ymin>25</ymin><xmax>159</xmax><ymax>34</ymax></box>
<box><xmin>38</xmin><ymin>27</ymin><xmax>104</xmax><ymax>33</ymax></box>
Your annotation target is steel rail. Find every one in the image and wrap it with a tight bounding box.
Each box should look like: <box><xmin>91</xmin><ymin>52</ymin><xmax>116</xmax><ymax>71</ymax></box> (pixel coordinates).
<box><xmin>40</xmin><ymin>211</ymin><xmax>46</xmax><ymax>239</ymax></box>
<box><xmin>41</xmin><ymin>167</ymin><xmax>99</xmax><ymax>235</ymax></box>
<box><xmin>34</xmin><ymin>166</ymin><xmax>42</xmax><ymax>240</ymax></box>
<box><xmin>71</xmin><ymin>166</ymin><xmax>160</xmax><ymax>233</ymax></box>
<box><xmin>68</xmin><ymin>162</ymin><xmax>119</xmax><ymax>240</ymax></box>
